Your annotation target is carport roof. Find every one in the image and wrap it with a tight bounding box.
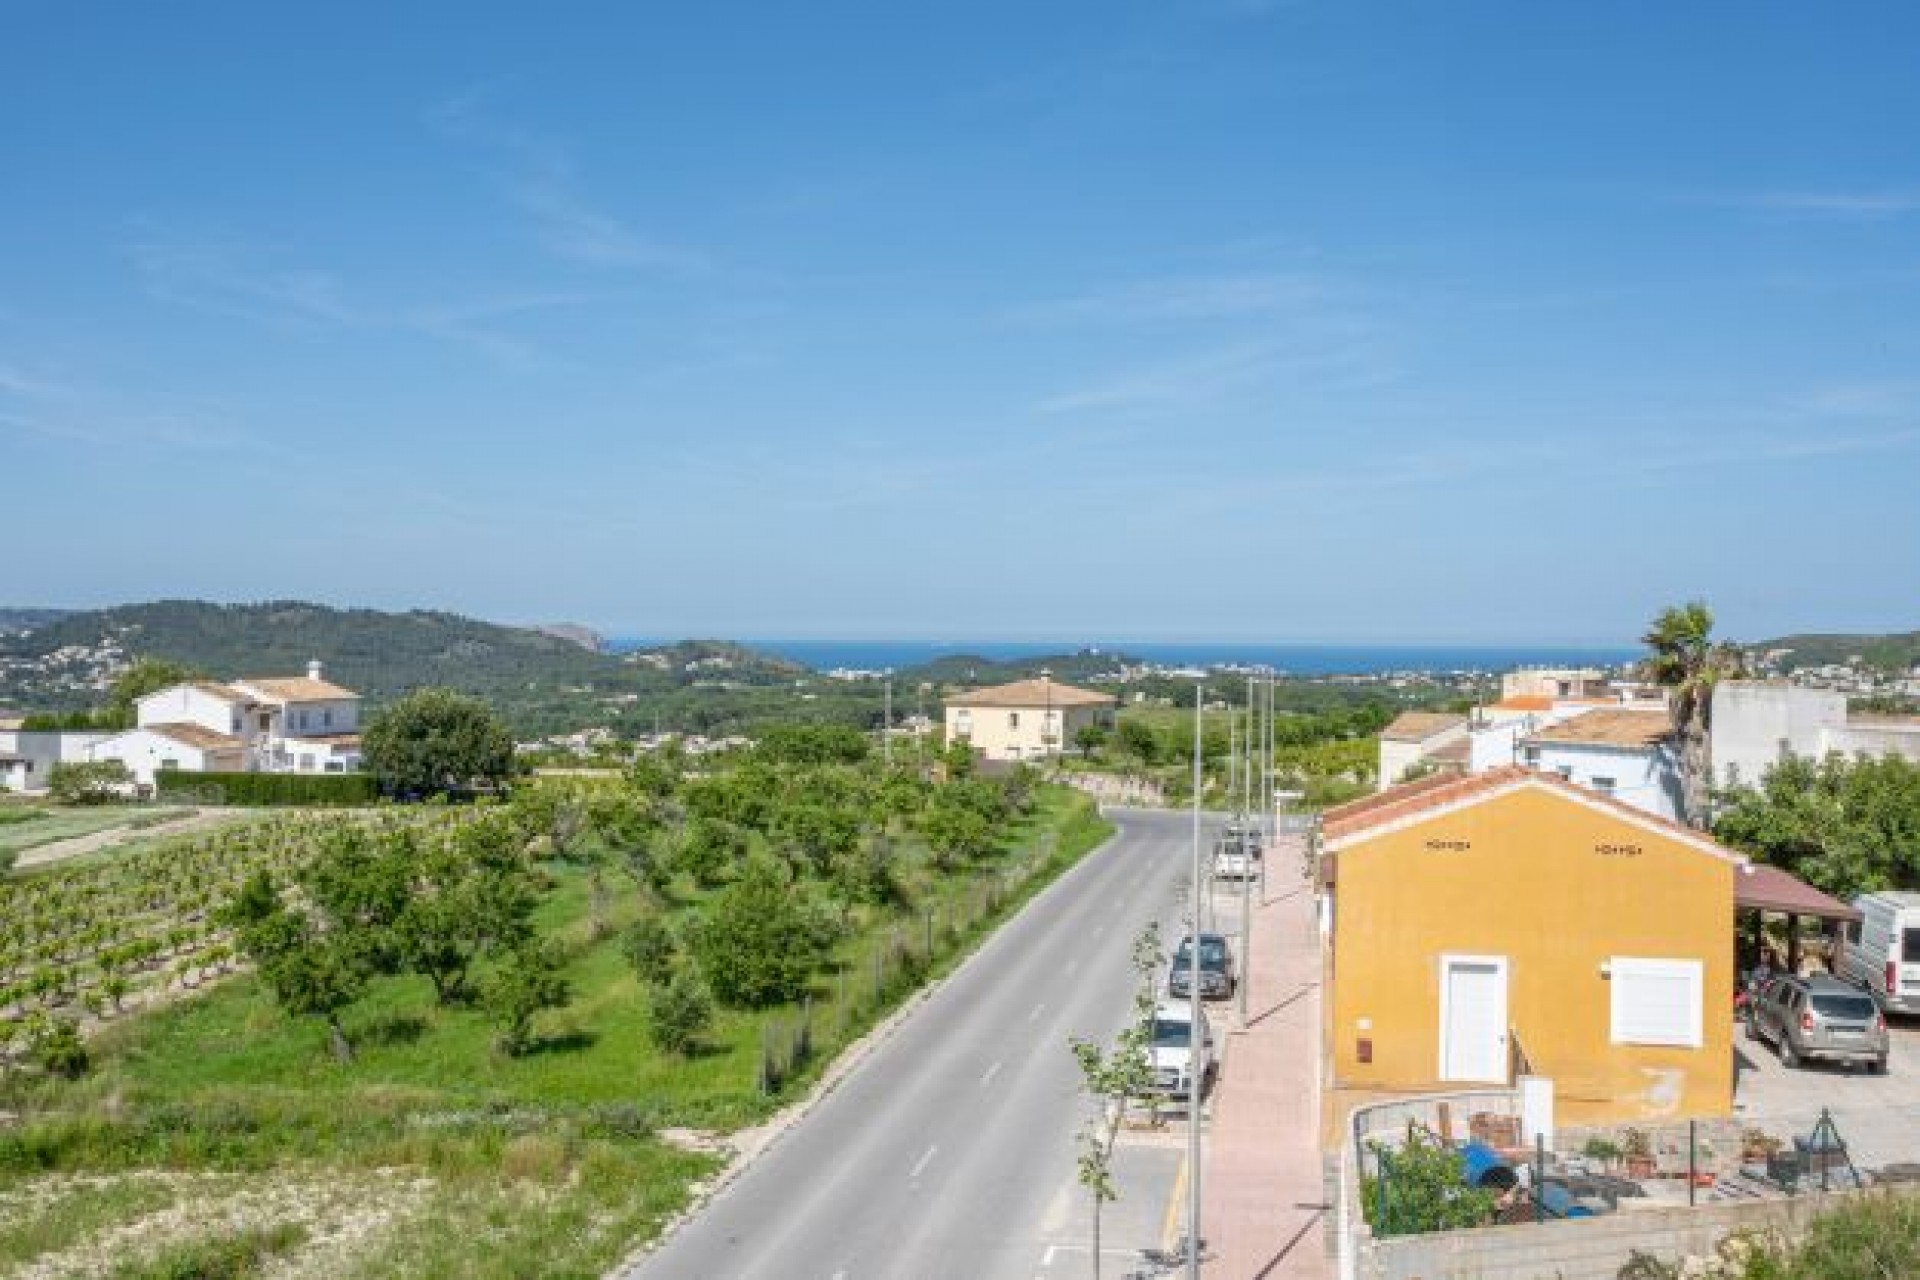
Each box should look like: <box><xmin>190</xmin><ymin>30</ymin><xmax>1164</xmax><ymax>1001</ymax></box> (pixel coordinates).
<box><xmin>1736</xmin><ymin>863</ymin><xmax>1861</xmax><ymax>923</ymax></box>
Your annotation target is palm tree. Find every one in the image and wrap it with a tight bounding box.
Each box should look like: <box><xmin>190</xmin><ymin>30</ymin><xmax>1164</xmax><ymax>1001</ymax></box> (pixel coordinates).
<box><xmin>1640</xmin><ymin>601</ymin><xmax>1746</xmax><ymax>829</ymax></box>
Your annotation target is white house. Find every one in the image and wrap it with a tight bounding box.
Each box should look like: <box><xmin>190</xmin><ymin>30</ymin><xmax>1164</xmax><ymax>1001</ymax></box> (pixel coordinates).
<box><xmin>86</xmin><ymin>723</ymin><xmax>248</xmax><ymax>787</ymax></box>
<box><xmin>945</xmin><ymin>674</ymin><xmax>1117</xmax><ymax>763</ymax></box>
<box><xmin>1375</xmin><ymin>712</ymin><xmax>1469</xmax><ymax>789</ymax></box>
<box><xmin>1711</xmin><ymin>680</ymin><xmax>1920</xmax><ymax>789</ymax></box>
<box><xmin>89</xmin><ymin>660</ymin><xmax>363</xmax><ymax>785</ymax></box>
<box><xmin>1518</xmin><ymin>707</ymin><xmax>1683</xmax><ymax>821</ymax></box>
<box><xmin>0</xmin><ymin>728</ymin><xmax>110</xmax><ymax>794</ymax></box>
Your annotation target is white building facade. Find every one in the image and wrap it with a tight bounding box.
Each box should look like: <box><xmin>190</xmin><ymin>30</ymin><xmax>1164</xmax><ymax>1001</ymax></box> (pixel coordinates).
<box><xmin>1712</xmin><ymin>681</ymin><xmax>1920</xmax><ymax>789</ymax></box>
<box><xmin>1519</xmin><ymin>708</ymin><xmax>1684</xmax><ymax>822</ymax></box>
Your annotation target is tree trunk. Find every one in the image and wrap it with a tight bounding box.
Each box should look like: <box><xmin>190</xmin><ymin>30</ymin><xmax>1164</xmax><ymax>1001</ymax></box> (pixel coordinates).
<box><xmin>327</xmin><ymin>1015</ymin><xmax>355</xmax><ymax>1063</ymax></box>
<box><xmin>1681</xmin><ymin>724</ymin><xmax>1711</xmax><ymax>829</ymax></box>
<box><xmin>589</xmin><ymin>867</ymin><xmax>610</xmax><ymax>941</ymax></box>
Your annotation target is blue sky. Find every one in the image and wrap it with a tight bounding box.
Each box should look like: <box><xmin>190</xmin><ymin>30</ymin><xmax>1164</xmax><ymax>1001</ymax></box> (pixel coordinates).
<box><xmin>4</xmin><ymin>2</ymin><xmax>1917</xmax><ymax>644</ymax></box>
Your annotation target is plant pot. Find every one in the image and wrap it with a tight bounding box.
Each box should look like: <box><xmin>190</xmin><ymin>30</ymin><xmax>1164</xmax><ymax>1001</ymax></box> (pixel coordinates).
<box><xmin>1626</xmin><ymin>1157</ymin><xmax>1657</xmax><ymax>1179</ymax></box>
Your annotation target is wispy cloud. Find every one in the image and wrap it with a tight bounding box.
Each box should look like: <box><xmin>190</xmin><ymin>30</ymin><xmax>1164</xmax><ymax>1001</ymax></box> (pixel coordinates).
<box><xmin>1706</xmin><ymin>189</ymin><xmax>1920</xmax><ymax>221</ymax></box>
<box><xmin>427</xmin><ymin>87</ymin><xmax>709</xmax><ymax>274</ymax></box>
<box><xmin>126</xmin><ymin>233</ymin><xmax>589</xmax><ymax>368</ymax></box>
<box><xmin>0</xmin><ymin>358</ymin><xmax>258</xmax><ymax>451</ymax></box>
<box><xmin>1016</xmin><ymin>273</ymin><xmax>1327</xmax><ymax>325</ymax></box>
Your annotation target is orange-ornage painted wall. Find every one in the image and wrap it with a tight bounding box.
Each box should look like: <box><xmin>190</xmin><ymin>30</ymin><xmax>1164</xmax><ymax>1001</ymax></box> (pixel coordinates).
<box><xmin>1329</xmin><ymin>784</ymin><xmax>1733</xmax><ymax>1124</ymax></box>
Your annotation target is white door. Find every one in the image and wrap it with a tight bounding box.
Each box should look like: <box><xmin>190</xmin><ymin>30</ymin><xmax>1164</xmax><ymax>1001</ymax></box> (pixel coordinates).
<box><xmin>1440</xmin><ymin>956</ymin><xmax>1509</xmax><ymax>1082</ymax></box>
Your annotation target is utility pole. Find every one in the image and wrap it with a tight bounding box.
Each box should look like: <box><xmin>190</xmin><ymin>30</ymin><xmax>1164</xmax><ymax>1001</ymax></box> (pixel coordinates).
<box><xmin>883</xmin><ymin>676</ymin><xmax>893</xmax><ymax>766</ymax></box>
<box><xmin>1239</xmin><ymin>675</ymin><xmax>1254</xmax><ymax>1025</ymax></box>
<box><xmin>1187</xmin><ymin>681</ymin><xmax>1204</xmax><ymax>1280</ymax></box>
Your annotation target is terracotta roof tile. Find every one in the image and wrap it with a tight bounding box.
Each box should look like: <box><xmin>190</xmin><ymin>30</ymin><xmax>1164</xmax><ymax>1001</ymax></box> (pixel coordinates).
<box><xmin>1379</xmin><ymin>711</ymin><xmax>1468</xmax><ymax>742</ymax></box>
<box><xmin>945</xmin><ymin>678</ymin><xmax>1115</xmax><ymax>709</ymax></box>
<box><xmin>1322</xmin><ymin>765</ymin><xmax>1743</xmax><ymax>864</ymax></box>
<box><xmin>1524</xmin><ymin>708</ymin><xmax>1671</xmax><ymax>748</ymax></box>
<box><xmin>234</xmin><ymin>676</ymin><xmax>360</xmax><ymax>703</ymax></box>
<box><xmin>146</xmin><ymin>723</ymin><xmax>247</xmax><ymax>752</ymax></box>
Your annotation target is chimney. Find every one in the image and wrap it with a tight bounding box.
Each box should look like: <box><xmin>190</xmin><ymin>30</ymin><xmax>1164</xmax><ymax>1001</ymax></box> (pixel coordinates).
<box><xmin>307</xmin><ymin>659</ymin><xmax>324</xmax><ymax>682</ymax></box>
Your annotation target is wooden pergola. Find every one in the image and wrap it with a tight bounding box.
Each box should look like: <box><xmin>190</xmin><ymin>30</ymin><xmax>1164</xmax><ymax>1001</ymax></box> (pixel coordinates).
<box><xmin>1735</xmin><ymin>862</ymin><xmax>1861</xmax><ymax>977</ymax></box>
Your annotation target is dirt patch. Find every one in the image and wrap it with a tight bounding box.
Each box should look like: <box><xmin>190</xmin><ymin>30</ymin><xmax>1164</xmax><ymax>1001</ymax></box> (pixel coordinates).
<box><xmin>7</xmin><ymin>1167</ymin><xmax>435</xmax><ymax>1279</ymax></box>
<box><xmin>13</xmin><ymin>808</ymin><xmax>251</xmax><ymax>871</ymax></box>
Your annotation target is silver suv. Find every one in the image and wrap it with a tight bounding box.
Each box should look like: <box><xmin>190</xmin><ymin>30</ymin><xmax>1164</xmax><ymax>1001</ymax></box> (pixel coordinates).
<box><xmin>1746</xmin><ymin>975</ymin><xmax>1889</xmax><ymax>1073</ymax></box>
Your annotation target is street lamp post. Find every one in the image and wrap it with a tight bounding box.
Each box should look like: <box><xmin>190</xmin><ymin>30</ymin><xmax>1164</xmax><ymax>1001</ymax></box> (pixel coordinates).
<box><xmin>1187</xmin><ymin>681</ymin><xmax>1204</xmax><ymax>1280</ymax></box>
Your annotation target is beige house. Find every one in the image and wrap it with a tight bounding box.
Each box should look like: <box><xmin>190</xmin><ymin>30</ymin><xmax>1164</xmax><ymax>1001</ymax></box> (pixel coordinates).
<box><xmin>1375</xmin><ymin>711</ymin><xmax>1469</xmax><ymax>789</ymax></box>
<box><xmin>944</xmin><ymin>675</ymin><xmax>1116</xmax><ymax>762</ymax></box>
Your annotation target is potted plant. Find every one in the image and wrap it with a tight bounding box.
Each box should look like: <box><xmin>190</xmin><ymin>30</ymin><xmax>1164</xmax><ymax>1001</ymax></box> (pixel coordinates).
<box><xmin>1621</xmin><ymin>1128</ymin><xmax>1655</xmax><ymax>1178</ymax></box>
<box><xmin>1739</xmin><ymin>1129</ymin><xmax>1782</xmax><ymax>1180</ymax></box>
<box><xmin>1581</xmin><ymin>1135</ymin><xmax>1623</xmax><ymax>1173</ymax></box>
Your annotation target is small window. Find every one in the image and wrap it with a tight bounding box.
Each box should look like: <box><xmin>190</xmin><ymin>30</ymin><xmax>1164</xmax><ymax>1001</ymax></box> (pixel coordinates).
<box><xmin>1523</xmin><ymin>746</ymin><xmax>1541</xmax><ymax>765</ymax></box>
<box><xmin>1903</xmin><ymin>929</ymin><xmax>1920</xmax><ymax>964</ymax></box>
<box><xmin>1591</xmin><ymin>775</ymin><xmax>1617</xmax><ymax>795</ymax></box>
<box><xmin>1556</xmin><ymin>765</ymin><xmax>1574</xmax><ymax>780</ymax></box>
<box><xmin>1008</xmin><ymin>712</ymin><xmax>1020</xmax><ymax>729</ymax></box>
<box><xmin>1610</xmin><ymin>957</ymin><xmax>1704</xmax><ymax>1048</ymax></box>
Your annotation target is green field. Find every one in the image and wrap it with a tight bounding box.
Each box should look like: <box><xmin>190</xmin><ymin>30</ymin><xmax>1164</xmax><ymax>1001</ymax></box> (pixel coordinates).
<box><xmin>0</xmin><ymin>785</ymin><xmax>1111</xmax><ymax>1278</ymax></box>
<box><xmin>0</xmin><ymin>807</ymin><xmax>198</xmax><ymax>859</ymax></box>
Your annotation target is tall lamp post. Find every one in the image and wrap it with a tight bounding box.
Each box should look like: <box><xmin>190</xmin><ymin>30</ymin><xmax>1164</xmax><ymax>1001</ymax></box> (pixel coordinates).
<box><xmin>1187</xmin><ymin>680</ymin><xmax>1204</xmax><ymax>1280</ymax></box>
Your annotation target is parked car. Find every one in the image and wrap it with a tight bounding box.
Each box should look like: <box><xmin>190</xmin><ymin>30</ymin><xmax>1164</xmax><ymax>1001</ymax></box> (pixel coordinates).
<box><xmin>1146</xmin><ymin>1000</ymin><xmax>1215</xmax><ymax>1099</ymax></box>
<box><xmin>1213</xmin><ymin>837</ymin><xmax>1260</xmax><ymax>881</ymax></box>
<box><xmin>1838</xmin><ymin>891</ymin><xmax>1920</xmax><ymax>1015</ymax></box>
<box><xmin>1168</xmin><ymin>933</ymin><xmax>1235</xmax><ymax>1000</ymax></box>
<box><xmin>1745</xmin><ymin>974</ymin><xmax>1889</xmax><ymax>1072</ymax></box>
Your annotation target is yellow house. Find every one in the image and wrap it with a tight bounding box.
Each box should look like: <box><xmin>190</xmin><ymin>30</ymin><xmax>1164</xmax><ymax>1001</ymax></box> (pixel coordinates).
<box><xmin>1321</xmin><ymin>766</ymin><xmax>1735</xmax><ymax>1126</ymax></box>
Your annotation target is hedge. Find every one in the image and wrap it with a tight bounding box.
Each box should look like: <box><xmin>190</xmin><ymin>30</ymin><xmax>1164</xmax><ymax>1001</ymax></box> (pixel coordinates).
<box><xmin>154</xmin><ymin>769</ymin><xmax>378</xmax><ymax>807</ymax></box>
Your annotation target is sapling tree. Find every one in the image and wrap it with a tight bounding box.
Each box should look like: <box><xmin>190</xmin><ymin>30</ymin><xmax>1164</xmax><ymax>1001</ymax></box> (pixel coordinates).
<box><xmin>1068</xmin><ymin>921</ymin><xmax>1162</xmax><ymax>1280</ymax></box>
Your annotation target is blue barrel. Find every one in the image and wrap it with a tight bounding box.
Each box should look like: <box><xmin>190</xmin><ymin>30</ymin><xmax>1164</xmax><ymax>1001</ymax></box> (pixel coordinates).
<box><xmin>1460</xmin><ymin>1140</ymin><xmax>1516</xmax><ymax>1189</ymax></box>
<box><xmin>1539</xmin><ymin>1181</ymin><xmax>1593</xmax><ymax>1218</ymax></box>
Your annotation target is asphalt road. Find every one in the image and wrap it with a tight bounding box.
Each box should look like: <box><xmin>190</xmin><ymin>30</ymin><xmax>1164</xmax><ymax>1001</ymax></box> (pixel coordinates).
<box><xmin>626</xmin><ymin>807</ymin><xmax>1201</xmax><ymax>1280</ymax></box>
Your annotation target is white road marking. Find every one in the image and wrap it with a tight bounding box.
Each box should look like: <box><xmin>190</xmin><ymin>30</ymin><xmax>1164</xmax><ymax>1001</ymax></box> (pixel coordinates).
<box><xmin>910</xmin><ymin>1144</ymin><xmax>938</xmax><ymax>1179</ymax></box>
<box><xmin>980</xmin><ymin>1059</ymin><xmax>1004</xmax><ymax>1087</ymax></box>
<box><xmin>1042</xmin><ymin>1245</ymin><xmax>1058</xmax><ymax>1265</ymax></box>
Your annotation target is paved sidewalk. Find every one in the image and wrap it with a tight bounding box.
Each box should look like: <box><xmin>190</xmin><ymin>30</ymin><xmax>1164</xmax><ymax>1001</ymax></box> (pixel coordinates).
<box><xmin>1201</xmin><ymin>837</ymin><xmax>1329</xmax><ymax>1278</ymax></box>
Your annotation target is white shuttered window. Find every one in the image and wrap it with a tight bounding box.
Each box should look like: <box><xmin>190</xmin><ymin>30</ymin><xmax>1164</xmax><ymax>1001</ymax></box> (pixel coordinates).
<box><xmin>1609</xmin><ymin>957</ymin><xmax>1704</xmax><ymax>1048</ymax></box>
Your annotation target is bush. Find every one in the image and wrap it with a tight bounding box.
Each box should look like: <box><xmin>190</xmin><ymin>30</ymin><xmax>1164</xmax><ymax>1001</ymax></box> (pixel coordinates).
<box><xmin>484</xmin><ymin>943</ymin><xmax>570</xmax><ymax>1056</ymax></box>
<box><xmin>1361</xmin><ymin>1126</ymin><xmax>1498</xmax><ymax>1236</ymax></box>
<box><xmin>156</xmin><ymin>769</ymin><xmax>378</xmax><ymax>807</ymax></box>
<box><xmin>685</xmin><ymin>860</ymin><xmax>822</xmax><ymax>1007</ymax></box>
<box><xmin>621</xmin><ymin>915</ymin><xmax>678</xmax><ymax>986</ymax></box>
<box><xmin>33</xmin><ymin>1016</ymin><xmax>90</xmax><ymax>1079</ymax></box>
<box><xmin>47</xmin><ymin>760</ymin><xmax>133</xmax><ymax>805</ymax></box>
<box><xmin>646</xmin><ymin>970</ymin><xmax>714</xmax><ymax>1056</ymax></box>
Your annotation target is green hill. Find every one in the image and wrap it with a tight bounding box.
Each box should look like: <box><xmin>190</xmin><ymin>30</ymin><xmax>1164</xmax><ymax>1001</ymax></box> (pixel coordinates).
<box><xmin>1755</xmin><ymin>630</ymin><xmax>1920</xmax><ymax>673</ymax></box>
<box><xmin>0</xmin><ymin>600</ymin><xmax>807</xmax><ymax>735</ymax></box>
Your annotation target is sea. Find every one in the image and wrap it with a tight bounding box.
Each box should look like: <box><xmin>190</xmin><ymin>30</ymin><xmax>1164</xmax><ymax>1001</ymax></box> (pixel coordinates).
<box><xmin>606</xmin><ymin>638</ymin><xmax>1640</xmax><ymax>676</ymax></box>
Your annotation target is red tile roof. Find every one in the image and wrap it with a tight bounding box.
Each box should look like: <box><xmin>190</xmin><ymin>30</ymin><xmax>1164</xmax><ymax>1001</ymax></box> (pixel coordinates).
<box><xmin>1322</xmin><ymin>765</ymin><xmax>1741</xmax><ymax>863</ymax></box>
<box><xmin>944</xmin><ymin>678</ymin><xmax>1115</xmax><ymax>709</ymax></box>
<box><xmin>1524</xmin><ymin>708</ymin><xmax>1672</xmax><ymax>748</ymax></box>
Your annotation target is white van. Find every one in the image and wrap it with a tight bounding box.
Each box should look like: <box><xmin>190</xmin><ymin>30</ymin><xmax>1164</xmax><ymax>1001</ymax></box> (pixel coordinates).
<box><xmin>1839</xmin><ymin>891</ymin><xmax>1920</xmax><ymax>1015</ymax></box>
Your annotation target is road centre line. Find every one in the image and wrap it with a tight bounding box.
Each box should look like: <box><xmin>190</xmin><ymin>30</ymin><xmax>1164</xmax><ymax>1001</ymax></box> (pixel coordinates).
<box><xmin>909</xmin><ymin>1144</ymin><xmax>938</xmax><ymax>1180</ymax></box>
<box><xmin>980</xmin><ymin>1059</ymin><xmax>1004</xmax><ymax>1087</ymax></box>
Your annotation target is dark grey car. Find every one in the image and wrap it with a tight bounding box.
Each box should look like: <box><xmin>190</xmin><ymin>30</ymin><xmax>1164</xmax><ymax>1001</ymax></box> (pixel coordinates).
<box><xmin>1746</xmin><ymin>975</ymin><xmax>1889</xmax><ymax>1072</ymax></box>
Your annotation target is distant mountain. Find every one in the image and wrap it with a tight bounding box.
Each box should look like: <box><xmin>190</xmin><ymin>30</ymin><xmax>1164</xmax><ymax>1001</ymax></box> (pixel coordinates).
<box><xmin>0</xmin><ymin>600</ymin><xmax>806</xmax><ymax>729</ymax></box>
<box><xmin>529</xmin><ymin>622</ymin><xmax>607</xmax><ymax>653</ymax></box>
<box><xmin>1754</xmin><ymin>630</ymin><xmax>1920</xmax><ymax>673</ymax></box>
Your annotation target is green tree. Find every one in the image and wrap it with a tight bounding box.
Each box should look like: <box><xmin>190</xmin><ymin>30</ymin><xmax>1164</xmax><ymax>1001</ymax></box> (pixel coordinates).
<box><xmin>1715</xmin><ymin>753</ymin><xmax>1920</xmax><ymax>897</ymax></box>
<box><xmin>1641</xmin><ymin>601</ymin><xmax>1746</xmax><ymax>828</ymax></box>
<box><xmin>685</xmin><ymin>860</ymin><xmax>823</xmax><ymax>1007</ymax></box>
<box><xmin>484</xmin><ymin>942</ymin><xmax>571</xmax><ymax>1056</ymax></box>
<box><xmin>621</xmin><ymin>914</ymin><xmax>679</xmax><ymax>986</ymax></box>
<box><xmin>674</xmin><ymin>816</ymin><xmax>748</xmax><ymax>887</ymax></box>
<box><xmin>920</xmin><ymin>792</ymin><xmax>995</xmax><ymax>869</ymax></box>
<box><xmin>1074</xmin><ymin>723</ymin><xmax>1108</xmax><ymax>760</ymax></box>
<box><xmin>362</xmin><ymin>687</ymin><xmax>516</xmax><ymax>797</ymax></box>
<box><xmin>31</xmin><ymin>1015</ymin><xmax>90</xmax><ymax>1079</ymax></box>
<box><xmin>1362</xmin><ymin>1125</ymin><xmax>1499</xmax><ymax>1236</ymax></box>
<box><xmin>46</xmin><ymin>760</ymin><xmax>133</xmax><ymax>805</ymax></box>
<box><xmin>1114</xmin><ymin>717</ymin><xmax>1160</xmax><ymax>765</ymax></box>
<box><xmin>646</xmin><ymin>969</ymin><xmax>714</xmax><ymax>1056</ymax></box>
<box><xmin>755</xmin><ymin>723</ymin><xmax>870</xmax><ymax>765</ymax></box>
<box><xmin>1069</xmin><ymin>922</ymin><xmax>1162</xmax><ymax>1279</ymax></box>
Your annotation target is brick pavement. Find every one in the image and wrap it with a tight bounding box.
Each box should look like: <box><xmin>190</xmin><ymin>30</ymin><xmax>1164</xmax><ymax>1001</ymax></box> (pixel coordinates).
<box><xmin>1201</xmin><ymin>837</ymin><xmax>1330</xmax><ymax>1278</ymax></box>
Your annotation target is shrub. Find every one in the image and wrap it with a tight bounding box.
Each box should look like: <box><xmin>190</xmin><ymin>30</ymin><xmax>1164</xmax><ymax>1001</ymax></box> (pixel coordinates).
<box><xmin>646</xmin><ymin>970</ymin><xmax>715</xmax><ymax>1056</ymax></box>
<box><xmin>621</xmin><ymin>915</ymin><xmax>678</xmax><ymax>986</ymax></box>
<box><xmin>484</xmin><ymin>943</ymin><xmax>570</xmax><ymax>1056</ymax></box>
<box><xmin>1361</xmin><ymin>1126</ymin><xmax>1498</xmax><ymax>1236</ymax></box>
<box><xmin>47</xmin><ymin>760</ymin><xmax>133</xmax><ymax>805</ymax></box>
<box><xmin>685</xmin><ymin>860</ymin><xmax>821</xmax><ymax>1007</ymax></box>
<box><xmin>32</xmin><ymin>1016</ymin><xmax>90</xmax><ymax>1079</ymax></box>
<box><xmin>156</xmin><ymin>769</ymin><xmax>377</xmax><ymax>807</ymax></box>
